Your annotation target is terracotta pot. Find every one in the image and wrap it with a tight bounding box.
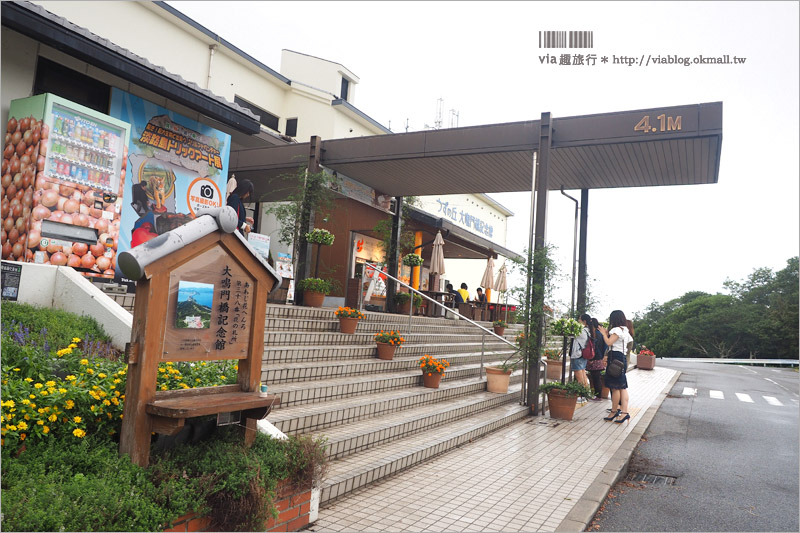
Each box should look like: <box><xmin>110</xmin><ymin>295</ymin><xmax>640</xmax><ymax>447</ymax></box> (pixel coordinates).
<box><xmin>493</xmin><ymin>326</ymin><xmax>505</xmax><ymax>336</ymax></box>
<box><xmin>304</xmin><ymin>290</ymin><xmax>325</xmax><ymax>308</ymax></box>
<box><xmin>376</xmin><ymin>342</ymin><xmax>397</xmax><ymax>360</ymax></box>
<box><xmin>601</xmin><ymin>386</ymin><xmax>610</xmax><ymax>399</ymax></box>
<box><xmin>637</xmin><ymin>353</ymin><xmax>656</xmax><ymax>370</ymax></box>
<box><xmin>338</xmin><ymin>317</ymin><xmax>359</xmax><ymax>334</ymax></box>
<box><xmin>547</xmin><ymin>389</ymin><xmax>578</xmax><ymax>421</ymax></box>
<box><xmin>396</xmin><ymin>300</ymin><xmax>412</xmax><ymax>315</ymax></box>
<box><xmin>422</xmin><ymin>371</ymin><xmax>443</xmax><ymax>389</ymax></box>
<box><xmin>545</xmin><ymin>359</ymin><xmax>564</xmax><ymax>380</ymax></box>
<box><xmin>485</xmin><ymin>366</ymin><xmax>512</xmax><ymax>393</ymax></box>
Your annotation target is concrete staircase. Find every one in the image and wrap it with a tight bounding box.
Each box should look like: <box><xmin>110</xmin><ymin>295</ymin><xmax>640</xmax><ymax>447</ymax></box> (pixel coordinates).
<box><xmin>261</xmin><ymin>304</ymin><xmax>530</xmax><ymax>505</ymax></box>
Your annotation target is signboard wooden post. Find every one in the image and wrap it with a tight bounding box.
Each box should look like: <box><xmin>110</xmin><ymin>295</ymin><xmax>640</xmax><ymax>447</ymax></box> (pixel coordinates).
<box><xmin>118</xmin><ymin>207</ymin><xmax>280</xmax><ymax>467</ymax></box>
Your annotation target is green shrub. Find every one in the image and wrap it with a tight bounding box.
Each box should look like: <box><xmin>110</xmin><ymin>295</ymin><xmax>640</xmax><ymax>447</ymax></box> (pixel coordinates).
<box><xmin>393</xmin><ymin>292</ymin><xmax>422</xmax><ymax>307</ymax></box>
<box><xmin>295</xmin><ymin>277</ymin><xmax>332</xmax><ymax>294</ymax></box>
<box><xmin>0</xmin><ymin>436</ymin><xmax>198</xmax><ymax>532</ymax></box>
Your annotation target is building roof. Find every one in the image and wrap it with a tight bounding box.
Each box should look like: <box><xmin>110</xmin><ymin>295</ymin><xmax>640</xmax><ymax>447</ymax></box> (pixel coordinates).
<box><xmin>230</xmin><ymin>101</ymin><xmax>723</xmax><ymax>197</ymax></box>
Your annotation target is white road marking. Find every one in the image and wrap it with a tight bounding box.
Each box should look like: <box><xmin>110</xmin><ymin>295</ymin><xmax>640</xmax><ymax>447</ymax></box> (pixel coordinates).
<box><xmin>682</xmin><ymin>387</ymin><xmax>697</xmax><ymax>396</ymax></box>
<box><xmin>763</xmin><ymin>396</ymin><xmax>784</xmax><ymax>406</ymax></box>
<box><xmin>736</xmin><ymin>393</ymin><xmax>754</xmax><ymax>403</ymax></box>
<box><xmin>738</xmin><ymin>366</ymin><xmax>758</xmax><ymax>374</ymax></box>
<box><xmin>709</xmin><ymin>390</ymin><xmax>725</xmax><ymax>399</ymax></box>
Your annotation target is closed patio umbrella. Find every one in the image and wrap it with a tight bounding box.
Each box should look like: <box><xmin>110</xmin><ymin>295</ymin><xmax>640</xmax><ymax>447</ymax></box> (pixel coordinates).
<box><xmin>494</xmin><ymin>263</ymin><xmax>509</xmax><ymax>323</ymax></box>
<box><xmin>480</xmin><ymin>256</ymin><xmax>495</xmax><ymax>302</ymax></box>
<box><xmin>429</xmin><ymin>231</ymin><xmax>446</xmax><ymax>291</ymax></box>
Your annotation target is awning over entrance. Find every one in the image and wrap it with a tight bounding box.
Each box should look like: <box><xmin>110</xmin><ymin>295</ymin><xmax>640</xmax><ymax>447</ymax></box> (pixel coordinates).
<box><xmin>229</xmin><ymin>102</ymin><xmax>722</xmax><ymax>197</ymax></box>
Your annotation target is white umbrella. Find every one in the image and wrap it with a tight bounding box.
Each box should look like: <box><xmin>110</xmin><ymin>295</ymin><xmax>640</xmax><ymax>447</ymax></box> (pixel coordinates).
<box><xmin>480</xmin><ymin>256</ymin><xmax>494</xmax><ymax>302</ymax></box>
<box><xmin>494</xmin><ymin>263</ymin><xmax>509</xmax><ymax>322</ymax></box>
<box><xmin>429</xmin><ymin>231</ymin><xmax>446</xmax><ymax>291</ymax></box>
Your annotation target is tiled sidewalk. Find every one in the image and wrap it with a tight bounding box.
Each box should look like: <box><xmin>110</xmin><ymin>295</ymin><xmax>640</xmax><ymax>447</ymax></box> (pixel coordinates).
<box><xmin>310</xmin><ymin>366</ymin><xmax>678</xmax><ymax>532</ymax></box>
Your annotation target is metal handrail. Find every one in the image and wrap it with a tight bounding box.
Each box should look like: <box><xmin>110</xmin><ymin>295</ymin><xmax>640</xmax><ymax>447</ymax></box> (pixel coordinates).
<box><xmin>360</xmin><ymin>262</ymin><xmax>522</xmax><ymax>380</ymax></box>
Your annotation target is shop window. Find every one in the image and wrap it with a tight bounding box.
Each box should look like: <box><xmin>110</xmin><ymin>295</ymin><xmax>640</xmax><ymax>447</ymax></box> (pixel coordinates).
<box><xmin>340</xmin><ymin>77</ymin><xmax>349</xmax><ymax>101</ymax></box>
<box><xmin>234</xmin><ymin>95</ymin><xmax>279</xmax><ymax>131</ymax></box>
<box><xmin>285</xmin><ymin>118</ymin><xmax>298</xmax><ymax>137</ymax></box>
<box><xmin>33</xmin><ymin>57</ymin><xmax>110</xmax><ymax>113</ymax></box>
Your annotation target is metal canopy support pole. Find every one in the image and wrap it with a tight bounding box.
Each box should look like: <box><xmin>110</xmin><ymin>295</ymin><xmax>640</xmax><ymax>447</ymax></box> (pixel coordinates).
<box><xmin>294</xmin><ymin>135</ymin><xmax>321</xmax><ymax>306</ymax></box>
<box><xmin>386</xmin><ymin>196</ymin><xmax>403</xmax><ymax>313</ymax></box>
<box><xmin>577</xmin><ymin>188</ymin><xmax>589</xmax><ymax>315</ymax></box>
<box><xmin>527</xmin><ymin>112</ymin><xmax>552</xmax><ymax>415</ymax></box>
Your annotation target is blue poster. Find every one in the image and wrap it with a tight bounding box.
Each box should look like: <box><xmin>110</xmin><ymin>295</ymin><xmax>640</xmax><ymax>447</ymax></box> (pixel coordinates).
<box><xmin>109</xmin><ymin>88</ymin><xmax>231</xmax><ymax>285</ymax></box>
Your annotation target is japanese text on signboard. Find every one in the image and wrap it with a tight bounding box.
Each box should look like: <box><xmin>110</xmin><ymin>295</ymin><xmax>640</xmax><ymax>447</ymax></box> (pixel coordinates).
<box><xmin>139</xmin><ymin>123</ymin><xmax>223</xmax><ymax>170</ymax></box>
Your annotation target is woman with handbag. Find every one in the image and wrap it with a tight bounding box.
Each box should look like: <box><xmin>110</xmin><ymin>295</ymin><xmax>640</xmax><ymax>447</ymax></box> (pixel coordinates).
<box><xmin>598</xmin><ymin>310</ymin><xmax>634</xmax><ymax>424</ymax></box>
<box><xmin>569</xmin><ymin>314</ymin><xmax>593</xmax><ymax>394</ymax></box>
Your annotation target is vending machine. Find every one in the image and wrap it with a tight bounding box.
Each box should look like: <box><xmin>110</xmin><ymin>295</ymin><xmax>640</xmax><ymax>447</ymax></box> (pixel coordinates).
<box><xmin>2</xmin><ymin>93</ymin><xmax>131</xmax><ymax>279</ymax></box>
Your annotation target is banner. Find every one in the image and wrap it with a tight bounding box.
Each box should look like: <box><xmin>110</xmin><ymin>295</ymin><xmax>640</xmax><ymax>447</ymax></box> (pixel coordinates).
<box><xmin>109</xmin><ymin>88</ymin><xmax>231</xmax><ymax>286</ymax></box>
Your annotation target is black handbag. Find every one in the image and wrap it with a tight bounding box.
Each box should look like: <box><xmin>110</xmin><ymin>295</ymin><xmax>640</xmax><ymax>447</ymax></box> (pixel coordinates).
<box><xmin>606</xmin><ymin>358</ymin><xmax>625</xmax><ymax>378</ymax></box>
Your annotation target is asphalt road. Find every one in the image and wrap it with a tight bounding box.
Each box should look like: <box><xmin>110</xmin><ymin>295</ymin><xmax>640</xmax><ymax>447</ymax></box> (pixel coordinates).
<box><xmin>591</xmin><ymin>360</ymin><xmax>799</xmax><ymax>532</ymax></box>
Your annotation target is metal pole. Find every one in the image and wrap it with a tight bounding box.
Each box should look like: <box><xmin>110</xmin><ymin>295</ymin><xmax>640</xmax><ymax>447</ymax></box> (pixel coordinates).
<box><xmin>577</xmin><ymin>189</ymin><xmax>589</xmax><ymax>314</ymax></box>
<box><xmin>560</xmin><ymin>186</ymin><xmax>579</xmax><ymax>318</ymax></box>
<box><xmin>407</xmin><ymin>293</ymin><xmax>414</xmax><ymax>337</ymax></box>
<box><xmin>480</xmin><ymin>331</ymin><xmax>485</xmax><ymax>379</ymax></box>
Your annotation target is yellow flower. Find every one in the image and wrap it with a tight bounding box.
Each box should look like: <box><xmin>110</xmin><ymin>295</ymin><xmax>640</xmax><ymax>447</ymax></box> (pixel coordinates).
<box><xmin>45</xmin><ymin>381</ymin><xmax>56</xmax><ymax>388</ymax></box>
<box><xmin>98</xmin><ymin>373</ymin><xmax>107</xmax><ymax>379</ymax></box>
<box><xmin>6</xmin><ymin>425</ymin><xmax>17</xmax><ymax>431</ymax></box>
<box><xmin>113</xmin><ymin>379</ymin><xmax>121</xmax><ymax>384</ymax></box>
<box><xmin>34</xmin><ymin>383</ymin><xmax>43</xmax><ymax>389</ymax></box>
<box><xmin>65</xmin><ymin>400</ymin><xmax>75</xmax><ymax>410</ymax></box>
<box><xmin>103</xmin><ymin>400</ymin><xmax>111</xmax><ymax>406</ymax></box>
<box><xmin>1</xmin><ymin>400</ymin><xmax>14</xmax><ymax>408</ymax></box>
<box><xmin>37</xmin><ymin>420</ymin><xmax>44</xmax><ymax>425</ymax></box>
<box><xmin>161</xmin><ymin>384</ymin><xmax>168</xmax><ymax>391</ymax></box>
<box><xmin>73</xmin><ymin>416</ymin><xmax>82</xmax><ymax>424</ymax></box>
<box><xmin>158</xmin><ymin>367</ymin><xmax>166</xmax><ymax>373</ymax></box>
<box><xmin>72</xmin><ymin>428</ymin><xmax>86</xmax><ymax>438</ymax></box>
<box><xmin>43</xmin><ymin>426</ymin><xmax>49</xmax><ymax>434</ymax></box>
<box><xmin>86</xmin><ymin>368</ymin><xmax>94</xmax><ymax>375</ymax></box>
<box><xmin>59</xmin><ymin>388</ymin><xmax>67</xmax><ymax>394</ymax></box>
<box><xmin>29</xmin><ymin>394</ymin><xmax>36</xmax><ymax>399</ymax></box>
<box><xmin>17</xmin><ymin>421</ymin><xmax>28</xmax><ymax>431</ymax></box>
<box><xmin>21</xmin><ymin>399</ymin><xmax>30</xmax><ymax>405</ymax></box>
<box><xmin>19</xmin><ymin>433</ymin><xmax>26</xmax><ymax>441</ymax></box>
<box><xmin>220</xmin><ymin>375</ymin><xmax>226</xmax><ymax>380</ymax></box>
<box><xmin>24</xmin><ymin>377</ymin><xmax>33</xmax><ymax>382</ymax></box>
<box><xmin>48</xmin><ymin>414</ymin><xmax>57</xmax><ymax>422</ymax></box>
<box><xmin>66</xmin><ymin>375</ymin><xmax>76</xmax><ymax>381</ymax></box>
<box><xmin>72</xmin><ymin>337</ymin><xmax>81</xmax><ymax>343</ymax></box>
<box><xmin>79</xmin><ymin>359</ymin><xmax>88</xmax><ymax>365</ymax></box>
<box><xmin>12</xmin><ymin>368</ymin><xmax>20</xmax><ymax>372</ymax></box>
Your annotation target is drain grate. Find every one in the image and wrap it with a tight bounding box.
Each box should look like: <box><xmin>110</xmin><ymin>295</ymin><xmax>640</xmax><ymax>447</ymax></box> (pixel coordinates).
<box><xmin>627</xmin><ymin>472</ymin><xmax>677</xmax><ymax>485</ymax></box>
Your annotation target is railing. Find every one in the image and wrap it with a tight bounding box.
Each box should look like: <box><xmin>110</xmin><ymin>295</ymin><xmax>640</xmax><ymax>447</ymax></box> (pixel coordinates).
<box><xmin>359</xmin><ymin>263</ymin><xmax>544</xmax><ymax>403</ymax></box>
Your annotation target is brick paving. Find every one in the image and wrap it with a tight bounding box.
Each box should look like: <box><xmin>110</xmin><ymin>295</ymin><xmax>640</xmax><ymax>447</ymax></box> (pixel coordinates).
<box><xmin>309</xmin><ymin>366</ymin><xmax>677</xmax><ymax>532</ymax></box>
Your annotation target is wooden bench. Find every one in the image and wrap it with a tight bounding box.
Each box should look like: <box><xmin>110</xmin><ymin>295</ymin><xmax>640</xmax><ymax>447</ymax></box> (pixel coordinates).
<box><xmin>118</xmin><ymin>208</ymin><xmax>281</xmax><ymax>466</ymax></box>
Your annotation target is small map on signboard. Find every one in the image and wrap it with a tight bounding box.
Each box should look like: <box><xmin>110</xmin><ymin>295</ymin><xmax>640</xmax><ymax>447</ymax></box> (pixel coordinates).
<box><xmin>175</xmin><ymin>280</ymin><xmax>213</xmax><ymax>329</ymax></box>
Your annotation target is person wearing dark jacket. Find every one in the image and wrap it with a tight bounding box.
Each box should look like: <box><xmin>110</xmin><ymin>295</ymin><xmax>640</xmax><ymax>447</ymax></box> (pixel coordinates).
<box><xmin>226</xmin><ymin>178</ymin><xmax>254</xmax><ymax>235</ymax></box>
<box><xmin>587</xmin><ymin>317</ymin><xmax>607</xmax><ymax>401</ymax></box>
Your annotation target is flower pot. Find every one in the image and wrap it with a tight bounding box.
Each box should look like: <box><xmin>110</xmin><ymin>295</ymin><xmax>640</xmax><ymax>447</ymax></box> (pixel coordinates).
<box><xmin>396</xmin><ymin>300</ymin><xmax>412</xmax><ymax>315</ymax></box>
<box><xmin>485</xmin><ymin>366</ymin><xmax>513</xmax><ymax>393</ymax></box>
<box><xmin>376</xmin><ymin>342</ymin><xmax>397</xmax><ymax>360</ymax></box>
<box><xmin>338</xmin><ymin>317</ymin><xmax>359</xmax><ymax>334</ymax></box>
<box><xmin>547</xmin><ymin>389</ymin><xmax>578</xmax><ymax>421</ymax></box>
<box><xmin>493</xmin><ymin>326</ymin><xmax>505</xmax><ymax>336</ymax></box>
<box><xmin>545</xmin><ymin>359</ymin><xmax>563</xmax><ymax>380</ymax></box>
<box><xmin>422</xmin><ymin>371</ymin><xmax>443</xmax><ymax>388</ymax></box>
<box><xmin>637</xmin><ymin>353</ymin><xmax>656</xmax><ymax>370</ymax></box>
<box><xmin>601</xmin><ymin>386</ymin><xmax>610</xmax><ymax>399</ymax></box>
<box><xmin>304</xmin><ymin>290</ymin><xmax>325</xmax><ymax>308</ymax></box>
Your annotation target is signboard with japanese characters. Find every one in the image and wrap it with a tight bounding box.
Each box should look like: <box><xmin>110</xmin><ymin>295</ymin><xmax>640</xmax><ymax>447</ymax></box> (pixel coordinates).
<box><xmin>163</xmin><ymin>246</ymin><xmax>254</xmax><ymax>361</ymax></box>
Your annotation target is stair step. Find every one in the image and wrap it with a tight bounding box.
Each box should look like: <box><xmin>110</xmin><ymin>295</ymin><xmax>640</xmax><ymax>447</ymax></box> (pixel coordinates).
<box><xmin>270</xmin><ymin>373</ymin><xmax>524</xmax><ymax>434</ymax></box>
<box><xmin>266</xmin><ymin>318</ymin><xmax>516</xmax><ymax>335</ymax></box>
<box><xmin>319</xmin><ymin>385</ymin><xmax>523</xmax><ymax>460</ymax></box>
<box><xmin>319</xmin><ymin>402</ymin><xmax>530</xmax><ymax>504</ymax></box>
<box><xmin>265</xmin><ymin>330</ymin><xmax>514</xmax><ymax>347</ymax></box>
<box><xmin>262</xmin><ymin>350</ymin><xmax>517</xmax><ymax>383</ymax></box>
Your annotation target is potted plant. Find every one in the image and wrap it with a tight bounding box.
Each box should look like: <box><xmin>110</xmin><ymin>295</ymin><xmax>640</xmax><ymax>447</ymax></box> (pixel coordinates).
<box><xmin>393</xmin><ymin>291</ymin><xmax>423</xmax><ymax>315</ymax></box>
<box><xmin>637</xmin><ymin>345</ymin><xmax>656</xmax><ymax>370</ymax></box>
<box><xmin>418</xmin><ymin>354</ymin><xmax>450</xmax><ymax>389</ymax></box>
<box><xmin>296</xmin><ymin>277</ymin><xmax>332</xmax><ymax>308</ymax></box>
<box><xmin>492</xmin><ymin>319</ymin><xmax>507</xmax><ymax>336</ymax></box>
<box><xmin>334</xmin><ymin>306</ymin><xmax>364</xmax><ymax>334</ymax></box>
<box><xmin>540</xmin><ymin>380</ymin><xmax>594</xmax><ymax>421</ymax></box>
<box><xmin>374</xmin><ymin>330</ymin><xmax>405</xmax><ymax>360</ymax></box>
<box><xmin>543</xmin><ymin>348</ymin><xmax>564</xmax><ymax>380</ymax></box>
<box><xmin>402</xmin><ymin>253</ymin><xmax>424</xmax><ymax>268</ymax></box>
<box><xmin>600</xmin><ymin>370</ymin><xmax>610</xmax><ymax>399</ymax></box>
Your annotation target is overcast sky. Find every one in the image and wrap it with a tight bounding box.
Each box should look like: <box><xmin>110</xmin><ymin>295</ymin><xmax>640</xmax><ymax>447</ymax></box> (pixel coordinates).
<box><xmin>169</xmin><ymin>0</ymin><xmax>799</xmax><ymax>320</ymax></box>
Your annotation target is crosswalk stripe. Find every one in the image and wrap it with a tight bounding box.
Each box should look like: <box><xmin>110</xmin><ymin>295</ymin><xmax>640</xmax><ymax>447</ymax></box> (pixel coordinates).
<box><xmin>682</xmin><ymin>387</ymin><xmax>697</xmax><ymax>396</ymax></box>
<box><xmin>763</xmin><ymin>396</ymin><xmax>784</xmax><ymax>406</ymax></box>
<box><xmin>709</xmin><ymin>390</ymin><xmax>724</xmax><ymax>399</ymax></box>
<box><xmin>736</xmin><ymin>393</ymin><xmax>754</xmax><ymax>403</ymax></box>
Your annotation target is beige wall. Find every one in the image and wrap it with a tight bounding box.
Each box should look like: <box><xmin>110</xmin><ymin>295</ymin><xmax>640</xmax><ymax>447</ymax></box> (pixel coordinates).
<box><xmin>281</xmin><ymin>50</ymin><xmax>359</xmax><ymax>104</ymax></box>
<box><xmin>416</xmin><ymin>194</ymin><xmax>509</xmax><ymax>248</ymax></box>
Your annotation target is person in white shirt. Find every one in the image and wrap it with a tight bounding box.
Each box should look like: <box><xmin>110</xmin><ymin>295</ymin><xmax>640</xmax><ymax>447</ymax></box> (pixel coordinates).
<box><xmin>597</xmin><ymin>310</ymin><xmax>634</xmax><ymax>424</ymax></box>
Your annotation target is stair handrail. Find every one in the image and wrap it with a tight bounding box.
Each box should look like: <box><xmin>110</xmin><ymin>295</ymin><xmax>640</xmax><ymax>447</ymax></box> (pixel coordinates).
<box><xmin>361</xmin><ymin>262</ymin><xmax>529</xmax><ymax>380</ymax></box>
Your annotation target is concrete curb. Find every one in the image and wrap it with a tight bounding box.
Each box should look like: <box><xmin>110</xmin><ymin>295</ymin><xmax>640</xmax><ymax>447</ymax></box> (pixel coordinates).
<box><xmin>555</xmin><ymin>369</ymin><xmax>682</xmax><ymax>532</ymax></box>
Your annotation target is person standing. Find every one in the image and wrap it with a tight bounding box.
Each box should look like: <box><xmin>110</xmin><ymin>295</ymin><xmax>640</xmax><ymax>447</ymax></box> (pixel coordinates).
<box><xmin>226</xmin><ymin>178</ymin><xmax>255</xmax><ymax>235</ymax></box>
<box><xmin>587</xmin><ymin>317</ymin><xmax>607</xmax><ymax>401</ymax></box>
<box><xmin>570</xmin><ymin>314</ymin><xmax>593</xmax><ymax>395</ymax></box>
<box><xmin>598</xmin><ymin>310</ymin><xmax>634</xmax><ymax>424</ymax></box>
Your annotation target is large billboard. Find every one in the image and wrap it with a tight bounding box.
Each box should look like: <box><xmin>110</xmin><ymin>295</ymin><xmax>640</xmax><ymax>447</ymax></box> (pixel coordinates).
<box><xmin>109</xmin><ymin>88</ymin><xmax>231</xmax><ymax>287</ymax></box>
